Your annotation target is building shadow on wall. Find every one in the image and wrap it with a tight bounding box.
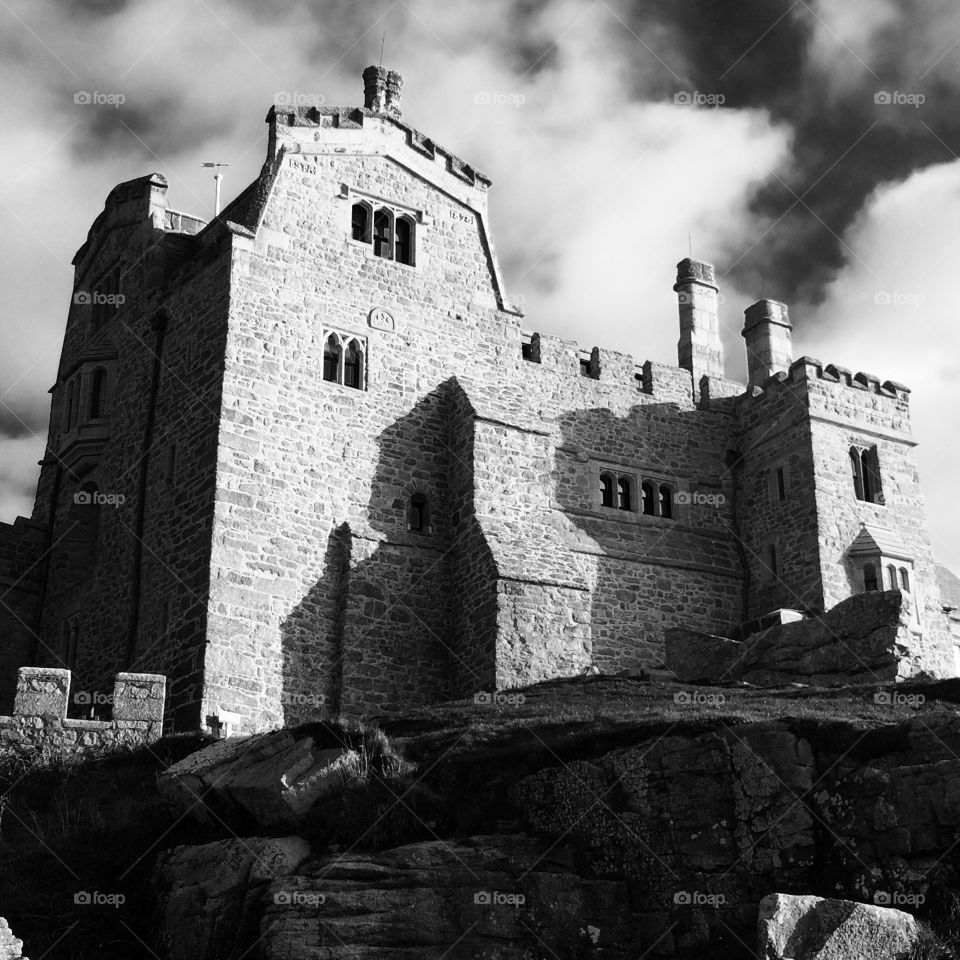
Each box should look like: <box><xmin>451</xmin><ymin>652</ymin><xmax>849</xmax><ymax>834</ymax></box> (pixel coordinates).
<box><xmin>278</xmin><ymin>379</ymin><xmax>495</xmax><ymax>725</ymax></box>
<box><xmin>552</xmin><ymin>401</ymin><xmax>750</xmax><ymax>673</ymax></box>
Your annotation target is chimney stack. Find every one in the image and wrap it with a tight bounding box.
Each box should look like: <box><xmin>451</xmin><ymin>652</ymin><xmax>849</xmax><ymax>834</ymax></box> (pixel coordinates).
<box><xmin>674</xmin><ymin>258</ymin><xmax>724</xmax><ymax>391</ymax></box>
<box><xmin>362</xmin><ymin>66</ymin><xmax>402</xmax><ymax>118</ymax></box>
<box><xmin>742</xmin><ymin>299</ymin><xmax>793</xmax><ymax>387</ymax></box>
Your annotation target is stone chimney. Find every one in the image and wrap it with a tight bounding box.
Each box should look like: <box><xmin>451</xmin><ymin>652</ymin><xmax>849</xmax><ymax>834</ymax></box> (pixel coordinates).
<box><xmin>674</xmin><ymin>258</ymin><xmax>724</xmax><ymax>389</ymax></box>
<box><xmin>742</xmin><ymin>299</ymin><xmax>793</xmax><ymax>387</ymax></box>
<box><xmin>363</xmin><ymin>66</ymin><xmax>402</xmax><ymax>118</ymax></box>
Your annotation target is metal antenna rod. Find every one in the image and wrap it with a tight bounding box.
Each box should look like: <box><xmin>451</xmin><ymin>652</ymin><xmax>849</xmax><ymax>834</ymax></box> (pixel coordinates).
<box><xmin>379</xmin><ymin>32</ymin><xmax>385</xmax><ymax>68</ymax></box>
<box><xmin>202</xmin><ymin>162</ymin><xmax>230</xmax><ymax>217</ymax></box>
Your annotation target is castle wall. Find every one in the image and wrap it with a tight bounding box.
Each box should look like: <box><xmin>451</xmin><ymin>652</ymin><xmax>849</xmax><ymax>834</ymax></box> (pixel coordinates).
<box><xmin>31</xmin><ymin>176</ymin><xmax>229</xmax><ymax>729</ymax></box>
<box><xmin>0</xmin><ymin>517</ymin><xmax>46</xmax><ymax>711</ymax></box>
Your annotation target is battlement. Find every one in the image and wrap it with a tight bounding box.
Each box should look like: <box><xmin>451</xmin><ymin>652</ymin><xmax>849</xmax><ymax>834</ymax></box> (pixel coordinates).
<box><xmin>0</xmin><ymin>667</ymin><xmax>165</xmax><ymax>761</ymax></box>
<box><xmin>740</xmin><ymin>356</ymin><xmax>912</xmax><ymax>403</ymax></box>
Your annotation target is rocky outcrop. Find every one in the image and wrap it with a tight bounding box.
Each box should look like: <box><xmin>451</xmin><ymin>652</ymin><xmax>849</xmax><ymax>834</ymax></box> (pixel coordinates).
<box><xmin>757</xmin><ymin>893</ymin><xmax>919</xmax><ymax>959</ymax></box>
<box><xmin>664</xmin><ymin>628</ymin><xmax>743</xmax><ymax>683</ymax></box>
<box><xmin>667</xmin><ymin>591</ymin><xmax>937</xmax><ymax>687</ymax></box>
<box><xmin>158</xmin><ymin>730</ymin><xmax>363</xmax><ymax>831</ymax></box>
<box><xmin>154</xmin><ymin>837</ymin><xmax>311</xmax><ymax>960</ymax></box>
<box><xmin>153</xmin><ymin>708</ymin><xmax>960</xmax><ymax>957</ymax></box>
<box><xmin>0</xmin><ymin>918</ymin><xmax>26</xmax><ymax>960</ymax></box>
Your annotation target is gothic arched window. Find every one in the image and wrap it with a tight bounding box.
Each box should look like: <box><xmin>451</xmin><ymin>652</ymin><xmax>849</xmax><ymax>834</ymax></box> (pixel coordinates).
<box><xmin>600</xmin><ymin>473</ymin><xmax>615</xmax><ymax>508</ymax></box>
<box><xmin>323</xmin><ymin>334</ymin><xmax>341</xmax><ymax>383</ymax></box>
<box><xmin>659</xmin><ymin>483</ymin><xmax>673</xmax><ymax>519</ymax></box>
<box><xmin>394</xmin><ymin>216</ymin><xmax>415</xmax><ymax>265</ymax></box>
<box><xmin>617</xmin><ymin>477</ymin><xmax>632</xmax><ymax>511</ymax></box>
<box><xmin>373</xmin><ymin>208</ymin><xmax>393</xmax><ymax>259</ymax></box>
<box><xmin>351</xmin><ymin>202</ymin><xmax>371</xmax><ymax>243</ymax></box>
<box><xmin>641</xmin><ymin>481</ymin><xmax>656</xmax><ymax>516</ymax></box>
<box><xmin>343</xmin><ymin>339</ymin><xmax>363</xmax><ymax>389</ymax></box>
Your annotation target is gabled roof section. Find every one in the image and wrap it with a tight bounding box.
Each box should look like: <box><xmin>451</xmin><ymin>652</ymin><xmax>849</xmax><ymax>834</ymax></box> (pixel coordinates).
<box><xmin>849</xmin><ymin>524</ymin><xmax>913</xmax><ymax>561</ymax></box>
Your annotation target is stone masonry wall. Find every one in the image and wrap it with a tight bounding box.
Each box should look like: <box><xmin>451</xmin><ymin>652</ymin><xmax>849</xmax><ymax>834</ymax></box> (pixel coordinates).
<box><xmin>0</xmin><ymin>666</ymin><xmax>165</xmax><ymax>761</ymax></box>
<box><xmin>0</xmin><ymin>517</ymin><xmax>45</xmax><ymax>711</ymax></box>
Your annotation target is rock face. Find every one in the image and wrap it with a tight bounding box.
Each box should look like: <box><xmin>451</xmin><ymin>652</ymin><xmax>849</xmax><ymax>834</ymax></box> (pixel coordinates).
<box><xmin>664</xmin><ymin>628</ymin><xmax>743</xmax><ymax>683</ymax></box>
<box><xmin>154</xmin><ymin>711</ymin><xmax>960</xmax><ymax>957</ymax></box>
<box><xmin>158</xmin><ymin>731</ymin><xmax>359</xmax><ymax>830</ymax></box>
<box><xmin>154</xmin><ymin>837</ymin><xmax>311</xmax><ymax>960</ymax></box>
<box><xmin>757</xmin><ymin>893</ymin><xmax>919</xmax><ymax>959</ymax></box>
<box><xmin>0</xmin><ymin>918</ymin><xmax>26</xmax><ymax>960</ymax></box>
<box><xmin>669</xmin><ymin>591</ymin><xmax>934</xmax><ymax>687</ymax></box>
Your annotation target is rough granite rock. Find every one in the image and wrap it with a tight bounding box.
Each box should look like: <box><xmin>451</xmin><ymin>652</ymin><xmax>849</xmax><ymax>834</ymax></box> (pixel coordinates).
<box><xmin>757</xmin><ymin>892</ymin><xmax>919</xmax><ymax>959</ymax></box>
<box><xmin>154</xmin><ymin>836</ymin><xmax>312</xmax><ymax>960</ymax></box>
<box><xmin>737</xmin><ymin>590</ymin><xmax>926</xmax><ymax>685</ymax></box>
<box><xmin>664</xmin><ymin>628</ymin><xmax>744</xmax><ymax>683</ymax></box>
<box><xmin>158</xmin><ymin>731</ymin><xmax>357</xmax><ymax>829</ymax></box>
<box><xmin>0</xmin><ymin>918</ymin><xmax>25</xmax><ymax>960</ymax></box>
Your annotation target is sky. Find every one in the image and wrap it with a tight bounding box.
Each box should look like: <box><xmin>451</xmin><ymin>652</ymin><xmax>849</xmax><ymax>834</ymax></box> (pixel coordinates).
<box><xmin>1</xmin><ymin>0</ymin><xmax>959</xmax><ymax>571</ymax></box>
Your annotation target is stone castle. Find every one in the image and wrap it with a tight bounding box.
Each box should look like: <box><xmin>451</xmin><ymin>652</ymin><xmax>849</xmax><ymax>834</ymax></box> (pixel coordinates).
<box><xmin>0</xmin><ymin>67</ymin><xmax>955</xmax><ymax>733</ymax></box>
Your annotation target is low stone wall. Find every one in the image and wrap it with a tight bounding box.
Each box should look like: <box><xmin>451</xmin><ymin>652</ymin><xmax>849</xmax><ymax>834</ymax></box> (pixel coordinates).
<box><xmin>0</xmin><ymin>666</ymin><xmax>165</xmax><ymax>761</ymax></box>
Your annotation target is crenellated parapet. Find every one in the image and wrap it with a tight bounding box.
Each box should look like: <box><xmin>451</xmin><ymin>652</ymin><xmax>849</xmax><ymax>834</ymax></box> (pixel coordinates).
<box><xmin>0</xmin><ymin>667</ymin><xmax>165</xmax><ymax>761</ymax></box>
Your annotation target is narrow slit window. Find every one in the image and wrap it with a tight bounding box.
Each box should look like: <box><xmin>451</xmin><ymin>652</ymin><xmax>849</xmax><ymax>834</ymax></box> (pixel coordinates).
<box><xmin>900</xmin><ymin>567</ymin><xmax>910</xmax><ymax>592</ymax></box>
<box><xmin>768</xmin><ymin>543</ymin><xmax>779</xmax><ymax>579</ymax></box>
<box><xmin>409</xmin><ymin>493</ymin><xmax>428</xmax><ymax>532</ymax></box>
<box><xmin>886</xmin><ymin>564</ymin><xmax>897</xmax><ymax>591</ymax></box>
<box><xmin>775</xmin><ymin>466</ymin><xmax>786</xmax><ymax>501</ymax></box>
<box><xmin>863</xmin><ymin>562</ymin><xmax>878</xmax><ymax>592</ymax></box>
<box><xmin>89</xmin><ymin>368</ymin><xmax>107</xmax><ymax>419</ymax></box>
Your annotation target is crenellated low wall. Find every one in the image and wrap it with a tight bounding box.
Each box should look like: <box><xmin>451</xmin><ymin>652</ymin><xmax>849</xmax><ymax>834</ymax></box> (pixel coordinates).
<box><xmin>0</xmin><ymin>666</ymin><xmax>165</xmax><ymax>762</ymax></box>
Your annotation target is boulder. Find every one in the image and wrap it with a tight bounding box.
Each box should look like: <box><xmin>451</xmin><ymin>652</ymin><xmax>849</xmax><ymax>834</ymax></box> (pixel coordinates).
<box><xmin>757</xmin><ymin>892</ymin><xmax>919</xmax><ymax>959</ymax></box>
<box><xmin>664</xmin><ymin>628</ymin><xmax>743</xmax><ymax>683</ymax></box>
<box><xmin>0</xmin><ymin>918</ymin><xmax>25</xmax><ymax>960</ymax></box>
<box><xmin>158</xmin><ymin>730</ymin><xmax>360</xmax><ymax>830</ymax></box>
<box><xmin>738</xmin><ymin>590</ymin><xmax>939</xmax><ymax>686</ymax></box>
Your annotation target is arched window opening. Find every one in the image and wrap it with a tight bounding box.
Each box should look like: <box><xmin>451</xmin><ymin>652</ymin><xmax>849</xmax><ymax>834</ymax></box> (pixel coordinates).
<box><xmin>659</xmin><ymin>484</ymin><xmax>673</xmax><ymax>519</ymax></box>
<box><xmin>863</xmin><ymin>562</ymin><xmax>878</xmax><ymax>592</ymax></box>
<box><xmin>351</xmin><ymin>202</ymin><xmax>371</xmax><ymax>243</ymax></box>
<box><xmin>343</xmin><ymin>340</ymin><xmax>363</xmax><ymax>389</ymax></box>
<box><xmin>373</xmin><ymin>208</ymin><xmax>393</xmax><ymax>259</ymax></box>
<box><xmin>600</xmin><ymin>474</ymin><xmax>615</xmax><ymax>509</ymax></box>
<box><xmin>886</xmin><ymin>564</ymin><xmax>897</xmax><ymax>591</ymax></box>
<box><xmin>900</xmin><ymin>567</ymin><xmax>911</xmax><ymax>592</ymax></box>
<box><xmin>617</xmin><ymin>477</ymin><xmax>632</xmax><ymax>511</ymax></box>
<box><xmin>409</xmin><ymin>493</ymin><xmax>429</xmax><ymax>533</ymax></box>
<box><xmin>394</xmin><ymin>216</ymin><xmax>414</xmax><ymax>265</ymax></box>
<box><xmin>641</xmin><ymin>481</ymin><xmax>656</xmax><ymax>516</ymax></box>
<box><xmin>850</xmin><ymin>447</ymin><xmax>865</xmax><ymax>501</ymax></box>
<box><xmin>323</xmin><ymin>334</ymin><xmax>341</xmax><ymax>383</ymax></box>
<box><xmin>851</xmin><ymin>445</ymin><xmax>882</xmax><ymax>503</ymax></box>
<box><xmin>89</xmin><ymin>368</ymin><xmax>108</xmax><ymax>419</ymax></box>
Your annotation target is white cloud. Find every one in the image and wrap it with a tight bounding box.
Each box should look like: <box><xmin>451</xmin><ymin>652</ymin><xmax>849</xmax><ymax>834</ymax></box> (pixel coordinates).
<box><xmin>800</xmin><ymin>160</ymin><xmax>960</xmax><ymax>572</ymax></box>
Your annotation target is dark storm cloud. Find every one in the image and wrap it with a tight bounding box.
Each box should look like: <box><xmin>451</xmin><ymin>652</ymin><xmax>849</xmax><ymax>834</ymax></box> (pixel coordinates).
<box><xmin>0</xmin><ymin>402</ymin><xmax>48</xmax><ymax>441</ymax></box>
<box><xmin>67</xmin><ymin>93</ymin><xmax>239</xmax><ymax>165</ymax></box>
<box><xmin>54</xmin><ymin>0</ymin><xmax>131</xmax><ymax>17</ymax></box>
<box><xmin>622</xmin><ymin>0</ymin><xmax>960</xmax><ymax>308</ymax></box>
